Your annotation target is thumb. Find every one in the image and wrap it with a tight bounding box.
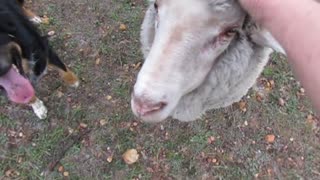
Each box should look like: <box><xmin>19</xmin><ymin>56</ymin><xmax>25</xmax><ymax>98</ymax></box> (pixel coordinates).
<box><xmin>238</xmin><ymin>0</ymin><xmax>276</xmax><ymax>24</ymax></box>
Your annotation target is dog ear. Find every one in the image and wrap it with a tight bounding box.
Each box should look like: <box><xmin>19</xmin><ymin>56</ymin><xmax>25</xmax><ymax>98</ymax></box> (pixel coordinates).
<box><xmin>243</xmin><ymin>16</ymin><xmax>286</xmax><ymax>55</ymax></box>
<box><xmin>0</xmin><ymin>12</ymin><xmax>17</xmax><ymax>35</ymax></box>
<box><xmin>0</xmin><ymin>46</ymin><xmax>12</xmax><ymax>76</ymax></box>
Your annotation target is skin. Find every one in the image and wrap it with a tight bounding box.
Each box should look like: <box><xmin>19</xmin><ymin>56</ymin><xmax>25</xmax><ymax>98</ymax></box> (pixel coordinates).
<box><xmin>239</xmin><ymin>0</ymin><xmax>320</xmax><ymax>112</ymax></box>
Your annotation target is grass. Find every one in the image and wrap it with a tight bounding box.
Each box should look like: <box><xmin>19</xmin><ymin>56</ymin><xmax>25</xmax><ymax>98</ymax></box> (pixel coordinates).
<box><xmin>0</xmin><ymin>0</ymin><xmax>320</xmax><ymax>179</ymax></box>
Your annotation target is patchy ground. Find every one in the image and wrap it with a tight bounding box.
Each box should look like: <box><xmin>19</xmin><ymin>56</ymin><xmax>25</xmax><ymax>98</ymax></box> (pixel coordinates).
<box><xmin>1</xmin><ymin>0</ymin><xmax>320</xmax><ymax>179</ymax></box>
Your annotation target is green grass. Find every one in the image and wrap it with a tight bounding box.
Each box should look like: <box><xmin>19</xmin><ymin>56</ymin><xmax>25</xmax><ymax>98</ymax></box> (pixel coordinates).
<box><xmin>1</xmin><ymin>0</ymin><xmax>319</xmax><ymax>179</ymax></box>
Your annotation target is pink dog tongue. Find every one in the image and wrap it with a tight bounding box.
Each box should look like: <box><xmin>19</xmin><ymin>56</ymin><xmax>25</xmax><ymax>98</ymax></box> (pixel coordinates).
<box><xmin>0</xmin><ymin>67</ymin><xmax>34</xmax><ymax>104</ymax></box>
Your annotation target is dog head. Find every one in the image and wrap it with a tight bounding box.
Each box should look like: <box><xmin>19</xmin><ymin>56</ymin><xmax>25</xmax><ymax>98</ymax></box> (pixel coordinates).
<box><xmin>0</xmin><ymin>35</ymin><xmax>34</xmax><ymax>104</ymax></box>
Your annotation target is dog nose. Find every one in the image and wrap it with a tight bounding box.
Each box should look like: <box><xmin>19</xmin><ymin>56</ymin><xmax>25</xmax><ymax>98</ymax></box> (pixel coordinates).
<box><xmin>133</xmin><ymin>94</ymin><xmax>167</xmax><ymax>116</ymax></box>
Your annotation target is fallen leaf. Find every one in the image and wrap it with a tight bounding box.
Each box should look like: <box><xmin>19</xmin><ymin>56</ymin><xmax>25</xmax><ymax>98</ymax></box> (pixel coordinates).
<box><xmin>107</xmin><ymin>156</ymin><xmax>113</xmax><ymax>163</ymax></box>
<box><xmin>56</xmin><ymin>91</ymin><xmax>64</xmax><ymax>98</ymax></box>
<box><xmin>5</xmin><ymin>169</ymin><xmax>13</xmax><ymax>177</ymax></box>
<box><xmin>106</xmin><ymin>95</ymin><xmax>112</xmax><ymax>100</ymax></box>
<box><xmin>132</xmin><ymin>122</ymin><xmax>138</xmax><ymax>127</ymax></box>
<box><xmin>95</xmin><ymin>58</ymin><xmax>101</xmax><ymax>65</ymax></box>
<box><xmin>41</xmin><ymin>16</ymin><xmax>50</xmax><ymax>24</ymax></box>
<box><xmin>122</xmin><ymin>149</ymin><xmax>139</xmax><ymax>165</ymax></box>
<box><xmin>58</xmin><ymin>166</ymin><xmax>64</xmax><ymax>172</ymax></box>
<box><xmin>256</xmin><ymin>92</ymin><xmax>264</xmax><ymax>102</ymax></box>
<box><xmin>307</xmin><ymin>114</ymin><xmax>314</xmax><ymax>121</ymax></box>
<box><xmin>238</xmin><ymin>101</ymin><xmax>247</xmax><ymax>112</ymax></box>
<box><xmin>269</xmin><ymin>80</ymin><xmax>275</xmax><ymax>88</ymax></box>
<box><xmin>211</xmin><ymin>158</ymin><xmax>217</xmax><ymax>163</ymax></box>
<box><xmin>99</xmin><ymin>119</ymin><xmax>108</xmax><ymax>126</ymax></box>
<box><xmin>207</xmin><ymin>136</ymin><xmax>215</xmax><ymax>144</ymax></box>
<box><xmin>79</xmin><ymin>123</ymin><xmax>88</xmax><ymax>128</ymax></box>
<box><xmin>63</xmin><ymin>171</ymin><xmax>69</xmax><ymax>177</ymax></box>
<box><xmin>265</xmin><ymin>134</ymin><xmax>276</xmax><ymax>143</ymax></box>
<box><xmin>119</xmin><ymin>24</ymin><xmax>127</xmax><ymax>31</ymax></box>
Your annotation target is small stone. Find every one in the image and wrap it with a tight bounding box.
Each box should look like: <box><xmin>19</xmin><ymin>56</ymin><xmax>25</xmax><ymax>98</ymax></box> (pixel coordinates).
<box><xmin>278</xmin><ymin>98</ymin><xmax>285</xmax><ymax>106</ymax></box>
<box><xmin>47</xmin><ymin>31</ymin><xmax>55</xmax><ymax>36</ymax></box>
<box><xmin>18</xmin><ymin>132</ymin><xmax>23</xmax><ymax>137</ymax></box>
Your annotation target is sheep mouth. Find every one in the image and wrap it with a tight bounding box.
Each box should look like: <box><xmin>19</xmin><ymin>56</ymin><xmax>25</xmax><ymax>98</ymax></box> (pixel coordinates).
<box><xmin>0</xmin><ymin>65</ymin><xmax>34</xmax><ymax>104</ymax></box>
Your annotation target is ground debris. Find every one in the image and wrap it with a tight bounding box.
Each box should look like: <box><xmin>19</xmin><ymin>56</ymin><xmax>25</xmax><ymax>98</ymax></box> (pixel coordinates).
<box><xmin>44</xmin><ymin>128</ymin><xmax>91</xmax><ymax>171</ymax></box>
<box><xmin>123</xmin><ymin>149</ymin><xmax>139</xmax><ymax>165</ymax></box>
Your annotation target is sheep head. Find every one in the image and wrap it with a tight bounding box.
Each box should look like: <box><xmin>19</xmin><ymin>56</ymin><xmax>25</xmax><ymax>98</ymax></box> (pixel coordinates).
<box><xmin>131</xmin><ymin>0</ymin><xmax>283</xmax><ymax>123</ymax></box>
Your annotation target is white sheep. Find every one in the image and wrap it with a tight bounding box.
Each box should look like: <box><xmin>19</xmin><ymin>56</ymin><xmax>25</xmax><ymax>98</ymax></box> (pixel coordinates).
<box><xmin>131</xmin><ymin>0</ymin><xmax>285</xmax><ymax>122</ymax></box>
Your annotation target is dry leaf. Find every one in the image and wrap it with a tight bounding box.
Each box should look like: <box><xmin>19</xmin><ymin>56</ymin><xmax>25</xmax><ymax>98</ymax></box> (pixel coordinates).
<box><xmin>132</xmin><ymin>122</ymin><xmax>138</xmax><ymax>127</ymax></box>
<box><xmin>122</xmin><ymin>149</ymin><xmax>139</xmax><ymax>164</ymax></box>
<box><xmin>99</xmin><ymin>119</ymin><xmax>108</xmax><ymax>126</ymax></box>
<box><xmin>207</xmin><ymin>136</ymin><xmax>215</xmax><ymax>144</ymax></box>
<box><xmin>269</xmin><ymin>80</ymin><xmax>275</xmax><ymax>88</ymax></box>
<box><xmin>307</xmin><ymin>114</ymin><xmax>313</xmax><ymax>121</ymax></box>
<box><xmin>256</xmin><ymin>93</ymin><xmax>264</xmax><ymax>102</ymax></box>
<box><xmin>265</xmin><ymin>134</ymin><xmax>276</xmax><ymax>143</ymax></box>
<box><xmin>238</xmin><ymin>101</ymin><xmax>247</xmax><ymax>112</ymax></box>
<box><xmin>57</xmin><ymin>91</ymin><xmax>64</xmax><ymax>98</ymax></box>
<box><xmin>58</xmin><ymin>166</ymin><xmax>64</xmax><ymax>172</ymax></box>
<box><xmin>119</xmin><ymin>24</ymin><xmax>127</xmax><ymax>31</ymax></box>
<box><xmin>5</xmin><ymin>169</ymin><xmax>13</xmax><ymax>177</ymax></box>
<box><xmin>107</xmin><ymin>156</ymin><xmax>113</xmax><ymax>163</ymax></box>
<box><xmin>95</xmin><ymin>58</ymin><xmax>101</xmax><ymax>65</ymax></box>
<box><xmin>63</xmin><ymin>171</ymin><xmax>69</xmax><ymax>177</ymax></box>
<box><xmin>211</xmin><ymin>158</ymin><xmax>217</xmax><ymax>163</ymax></box>
<box><xmin>106</xmin><ymin>95</ymin><xmax>112</xmax><ymax>100</ymax></box>
<box><xmin>79</xmin><ymin>123</ymin><xmax>88</xmax><ymax>128</ymax></box>
<box><xmin>41</xmin><ymin>16</ymin><xmax>50</xmax><ymax>24</ymax></box>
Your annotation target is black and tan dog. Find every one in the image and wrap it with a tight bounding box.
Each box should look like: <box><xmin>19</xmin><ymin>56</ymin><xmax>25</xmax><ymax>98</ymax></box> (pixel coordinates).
<box><xmin>0</xmin><ymin>0</ymin><xmax>79</xmax><ymax>119</ymax></box>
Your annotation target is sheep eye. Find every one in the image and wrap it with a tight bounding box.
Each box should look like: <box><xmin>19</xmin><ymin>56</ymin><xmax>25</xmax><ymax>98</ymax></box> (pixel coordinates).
<box><xmin>154</xmin><ymin>2</ymin><xmax>158</xmax><ymax>11</ymax></box>
<box><xmin>223</xmin><ymin>27</ymin><xmax>238</xmax><ymax>37</ymax></box>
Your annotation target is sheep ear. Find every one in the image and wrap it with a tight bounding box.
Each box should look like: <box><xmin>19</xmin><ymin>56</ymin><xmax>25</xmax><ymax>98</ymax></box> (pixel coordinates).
<box><xmin>244</xmin><ymin>16</ymin><xmax>286</xmax><ymax>55</ymax></box>
<box><xmin>140</xmin><ymin>4</ymin><xmax>157</xmax><ymax>58</ymax></box>
<box><xmin>250</xmin><ymin>28</ymin><xmax>286</xmax><ymax>55</ymax></box>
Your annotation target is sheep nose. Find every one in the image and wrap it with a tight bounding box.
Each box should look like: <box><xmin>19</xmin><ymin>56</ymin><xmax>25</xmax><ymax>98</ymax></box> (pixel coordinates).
<box><xmin>133</xmin><ymin>94</ymin><xmax>167</xmax><ymax>116</ymax></box>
